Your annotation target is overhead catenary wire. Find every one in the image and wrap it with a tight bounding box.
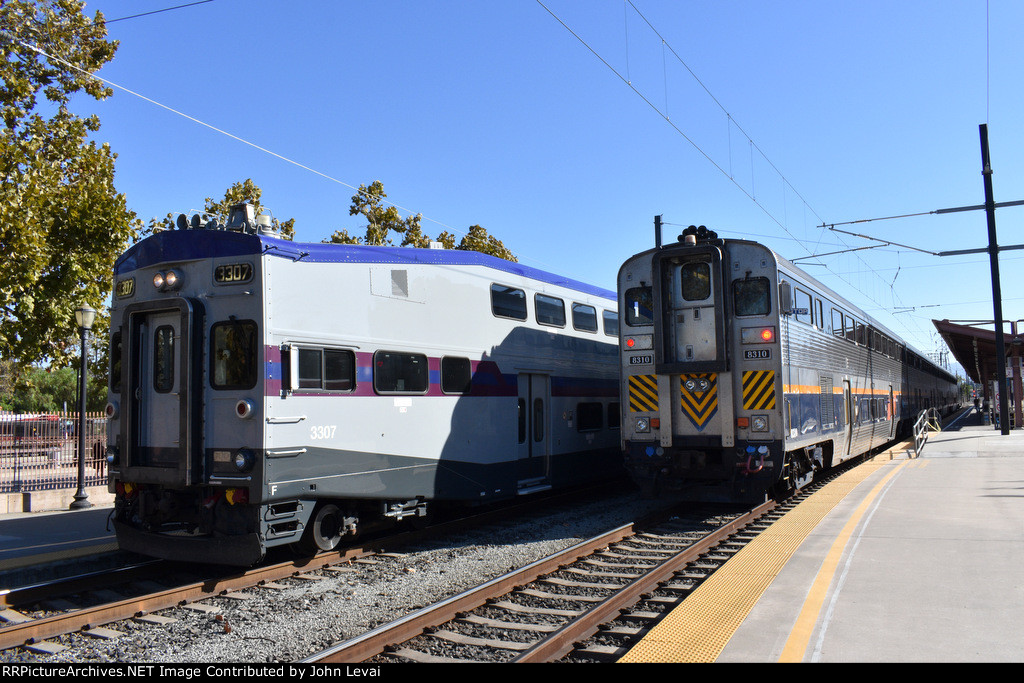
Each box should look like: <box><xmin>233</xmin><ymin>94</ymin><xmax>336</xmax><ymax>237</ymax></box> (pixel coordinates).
<box><xmin>7</xmin><ymin>34</ymin><xmax>472</xmax><ymax>244</ymax></box>
<box><xmin>537</xmin><ymin>0</ymin><xmax>934</xmax><ymax>349</ymax></box>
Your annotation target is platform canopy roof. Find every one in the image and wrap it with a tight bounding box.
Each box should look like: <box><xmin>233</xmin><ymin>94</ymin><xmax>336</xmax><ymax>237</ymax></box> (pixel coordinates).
<box><xmin>932</xmin><ymin>319</ymin><xmax>1023</xmax><ymax>384</ymax></box>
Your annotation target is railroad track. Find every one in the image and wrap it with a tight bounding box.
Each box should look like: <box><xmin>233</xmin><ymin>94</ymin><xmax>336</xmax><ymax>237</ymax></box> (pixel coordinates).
<box><xmin>3</xmin><ymin>443</ymin><xmax>912</xmax><ymax>661</ymax></box>
<box><xmin>0</xmin><ymin>542</ymin><xmax>380</xmax><ymax>656</ymax></box>
<box><xmin>303</xmin><ymin>499</ymin><xmax>786</xmax><ymax>664</ymax></box>
<box><xmin>0</xmin><ymin>482</ymin><xmax>631</xmax><ymax>657</ymax></box>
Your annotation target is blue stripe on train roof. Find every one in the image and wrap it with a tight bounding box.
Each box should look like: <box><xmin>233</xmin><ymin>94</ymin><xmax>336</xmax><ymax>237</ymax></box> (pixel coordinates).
<box><xmin>116</xmin><ymin>229</ymin><xmax>616</xmax><ymax>301</ymax></box>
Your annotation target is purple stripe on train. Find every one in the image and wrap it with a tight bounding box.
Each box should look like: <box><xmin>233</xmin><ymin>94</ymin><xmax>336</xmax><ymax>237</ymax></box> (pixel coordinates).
<box><xmin>261</xmin><ymin>347</ymin><xmax>612</xmax><ymax>398</ymax></box>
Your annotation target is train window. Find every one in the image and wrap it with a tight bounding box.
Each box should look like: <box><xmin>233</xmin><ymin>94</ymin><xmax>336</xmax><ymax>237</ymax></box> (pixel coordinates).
<box><xmin>831</xmin><ymin>310</ymin><xmax>845</xmax><ymax>338</ymax></box>
<box><xmin>815</xmin><ymin>300</ymin><xmax>824</xmax><ymax>329</ymax></box>
<box><xmin>577</xmin><ymin>402</ymin><xmax>603</xmax><ymax>432</ymax></box>
<box><xmin>603</xmin><ymin>310</ymin><xmax>619</xmax><ymax>337</ymax></box>
<box><xmin>324</xmin><ymin>350</ymin><xmax>355</xmax><ymax>391</ymax></box>
<box><xmin>491</xmin><ymin>284</ymin><xmax>527</xmax><ymax>321</ymax></box>
<box><xmin>298</xmin><ymin>349</ymin><xmax>322</xmax><ymax>389</ymax></box>
<box><xmin>441</xmin><ymin>356</ymin><xmax>472</xmax><ymax>394</ymax></box>
<box><xmin>536</xmin><ymin>294</ymin><xmax>566</xmax><ymax>327</ymax></box>
<box><xmin>732</xmin><ymin>277</ymin><xmax>770</xmax><ymax>316</ymax></box>
<box><xmin>624</xmin><ymin>287</ymin><xmax>654</xmax><ymax>326</ymax></box>
<box><xmin>211</xmin><ymin>320</ymin><xmax>258</xmax><ymax>390</ymax></box>
<box><xmin>109</xmin><ymin>331</ymin><xmax>122</xmax><ymax>393</ymax></box>
<box><xmin>374</xmin><ymin>351</ymin><xmax>428</xmax><ymax>394</ymax></box>
<box><xmin>794</xmin><ymin>288</ymin><xmax>812</xmax><ymax>324</ymax></box>
<box><xmin>295</xmin><ymin>348</ymin><xmax>355</xmax><ymax>391</ymax></box>
<box><xmin>681</xmin><ymin>262</ymin><xmax>711</xmax><ymax>301</ymax></box>
<box><xmin>153</xmin><ymin>325</ymin><xmax>174</xmax><ymax>393</ymax></box>
<box><xmin>855</xmin><ymin>321</ymin><xmax>867</xmax><ymax>346</ymax></box>
<box><xmin>608</xmin><ymin>402</ymin><xmax>620</xmax><ymax>430</ymax></box>
<box><xmin>572</xmin><ymin>303</ymin><xmax>598</xmax><ymax>332</ymax></box>
<box><xmin>845</xmin><ymin>316</ymin><xmax>856</xmax><ymax>342</ymax></box>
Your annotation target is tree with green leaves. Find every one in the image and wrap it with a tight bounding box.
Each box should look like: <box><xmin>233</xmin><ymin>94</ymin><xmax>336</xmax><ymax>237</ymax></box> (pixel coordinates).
<box><xmin>1</xmin><ymin>0</ymin><xmax>140</xmax><ymax>369</ymax></box>
<box><xmin>327</xmin><ymin>180</ymin><xmax>427</xmax><ymax>247</ymax></box>
<box><xmin>327</xmin><ymin>181</ymin><xmax>516</xmax><ymax>261</ymax></box>
<box><xmin>149</xmin><ymin>178</ymin><xmax>296</xmax><ymax>239</ymax></box>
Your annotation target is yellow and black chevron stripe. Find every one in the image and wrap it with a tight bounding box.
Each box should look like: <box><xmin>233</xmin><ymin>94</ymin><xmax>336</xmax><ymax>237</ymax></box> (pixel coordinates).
<box><xmin>628</xmin><ymin>374</ymin><xmax>658</xmax><ymax>412</ymax></box>
<box><xmin>742</xmin><ymin>370</ymin><xmax>776</xmax><ymax>410</ymax></box>
<box><xmin>680</xmin><ymin>373</ymin><xmax>718</xmax><ymax>430</ymax></box>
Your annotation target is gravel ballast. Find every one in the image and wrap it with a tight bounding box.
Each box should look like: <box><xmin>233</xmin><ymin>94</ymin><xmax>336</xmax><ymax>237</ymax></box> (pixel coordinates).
<box><xmin>6</xmin><ymin>490</ymin><xmax>681</xmax><ymax>663</ymax></box>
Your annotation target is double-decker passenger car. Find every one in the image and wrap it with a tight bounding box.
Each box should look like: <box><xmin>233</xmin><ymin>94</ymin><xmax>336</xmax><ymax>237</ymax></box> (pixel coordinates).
<box><xmin>618</xmin><ymin>225</ymin><xmax>959</xmax><ymax>502</ymax></box>
<box><xmin>106</xmin><ymin>204</ymin><xmax>621</xmax><ymax>565</ymax></box>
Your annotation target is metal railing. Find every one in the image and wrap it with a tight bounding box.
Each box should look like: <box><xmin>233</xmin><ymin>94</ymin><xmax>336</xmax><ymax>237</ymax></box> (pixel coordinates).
<box><xmin>912</xmin><ymin>408</ymin><xmax>942</xmax><ymax>458</ymax></box>
<box><xmin>0</xmin><ymin>411</ymin><xmax>107</xmax><ymax>494</ymax></box>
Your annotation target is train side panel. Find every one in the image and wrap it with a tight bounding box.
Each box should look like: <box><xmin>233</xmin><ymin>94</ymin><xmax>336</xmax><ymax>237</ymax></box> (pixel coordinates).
<box><xmin>107</xmin><ymin>225</ymin><xmax>621</xmax><ymax>565</ymax></box>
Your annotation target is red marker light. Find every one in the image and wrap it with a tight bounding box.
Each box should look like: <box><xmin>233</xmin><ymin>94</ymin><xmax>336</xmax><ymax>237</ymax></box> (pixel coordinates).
<box><xmin>626</xmin><ymin>338</ymin><xmax>635</xmax><ymax>348</ymax></box>
<box><xmin>760</xmin><ymin>328</ymin><xmax>774</xmax><ymax>342</ymax></box>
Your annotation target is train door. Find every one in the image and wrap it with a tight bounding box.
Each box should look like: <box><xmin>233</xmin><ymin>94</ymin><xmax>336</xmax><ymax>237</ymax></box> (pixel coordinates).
<box><xmin>888</xmin><ymin>386</ymin><xmax>896</xmax><ymax>439</ymax></box>
<box><xmin>665</xmin><ymin>257</ymin><xmax>719</xmax><ymax>364</ymax></box>
<box><xmin>516</xmin><ymin>373</ymin><xmax>550</xmax><ymax>493</ymax></box>
<box><xmin>123</xmin><ymin>300</ymin><xmax>201</xmax><ymax>484</ymax></box>
<box><xmin>842</xmin><ymin>379</ymin><xmax>853</xmax><ymax>457</ymax></box>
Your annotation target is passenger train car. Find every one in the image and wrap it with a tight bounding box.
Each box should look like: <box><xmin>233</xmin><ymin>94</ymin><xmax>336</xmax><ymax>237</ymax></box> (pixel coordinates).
<box><xmin>618</xmin><ymin>225</ymin><xmax>959</xmax><ymax>502</ymax></box>
<box><xmin>105</xmin><ymin>204</ymin><xmax>621</xmax><ymax>565</ymax></box>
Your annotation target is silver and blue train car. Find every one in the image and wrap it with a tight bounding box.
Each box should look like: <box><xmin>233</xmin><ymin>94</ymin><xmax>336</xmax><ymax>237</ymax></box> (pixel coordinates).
<box><xmin>105</xmin><ymin>205</ymin><xmax>622</xmax><ymax>565</ymax></box>
<box><xmin>617</xmin><ymin>225</ymin><xmax>959</xmax><ymax>502</ymax></box>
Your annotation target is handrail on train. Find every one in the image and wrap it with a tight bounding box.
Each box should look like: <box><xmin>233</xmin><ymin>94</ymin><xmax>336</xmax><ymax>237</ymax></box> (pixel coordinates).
<box><xmin>912</xmin><ymin>408</ymin><xmax>942</xmax><ymax>458</ymax></box>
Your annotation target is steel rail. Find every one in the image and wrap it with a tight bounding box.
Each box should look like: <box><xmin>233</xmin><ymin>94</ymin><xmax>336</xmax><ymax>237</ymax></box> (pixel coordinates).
<box><xmin>0</xmin><ymin>544</ymin><xmax>372</xmax><ymax>651</ymax></box>
<box><xmin>304</xmin><ymin>522</ymin><xmax>642</xmax><ymax>663</ymax></box>
<box><xmin>307</xmin><ymin>499</ymin><xmax>778</xmax><ymax>664</ymax></box>
<box><xmin>0</xmin><ymin>483</ymin><xmax>616</xmax><ymax>652</ymax></box>
<box><xmin>512</xmin><ymin>498</ymin><xmax>777</xmax><ymax>662</ymax></box>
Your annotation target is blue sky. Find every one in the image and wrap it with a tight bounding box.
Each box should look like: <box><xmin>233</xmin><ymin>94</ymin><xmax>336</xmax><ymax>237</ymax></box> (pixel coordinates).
<box><xmin>70</xmin><ymin>1</ymin><xmax>1024</xmax><ymax>371</ymax></box>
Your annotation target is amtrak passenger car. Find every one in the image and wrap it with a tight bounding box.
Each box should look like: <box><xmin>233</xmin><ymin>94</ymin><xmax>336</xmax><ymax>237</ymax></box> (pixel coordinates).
<box><xmin>106</xmin><ymin>205</ymin><xmax>621</xmax><ymax>565</ymax></box>
<box><xmin>618</xmin><ymin>225</ymin><xmax>959</xmax><ymax>502</ymax></box>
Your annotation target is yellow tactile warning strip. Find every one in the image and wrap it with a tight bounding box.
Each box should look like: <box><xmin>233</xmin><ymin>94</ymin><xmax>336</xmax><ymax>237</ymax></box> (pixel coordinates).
<box><xmin>776</xmin><ymin>459</ymin><xmax>910</xmax><ymax>661</ymax></box>
<box><xmin>618</xmin><ymin>452</ymin><xmax>909</xmax><ymax>663</ymax></box>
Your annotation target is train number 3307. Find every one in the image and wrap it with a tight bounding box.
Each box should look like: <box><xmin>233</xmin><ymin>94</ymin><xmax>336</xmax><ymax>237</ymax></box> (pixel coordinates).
<box><xmin>310</xmin><ymin>425</ymin><xmax>337</xmax><ymax>440</ymax></box>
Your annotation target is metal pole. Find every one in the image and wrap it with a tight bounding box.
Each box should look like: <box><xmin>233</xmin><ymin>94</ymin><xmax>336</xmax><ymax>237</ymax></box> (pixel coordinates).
<box><xmin>980</xmin><ymin>124</ymin><xmax>1010</xmax><ymax>435</ymax></box>
<box><xmin>654</xmin><ymin>214</ymin><xmax>662</xmax><ymax>249</ymax></box>
<box><xmin>70</xmin><ymin>324</ymin><xmax>92</xmax><ymax>509</ymax></box>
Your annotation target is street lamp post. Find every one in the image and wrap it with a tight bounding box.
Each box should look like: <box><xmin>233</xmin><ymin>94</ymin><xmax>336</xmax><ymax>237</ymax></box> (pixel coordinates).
<box><xmin>70</xmin><ymin>305</ymin><xmax>96</xmax><ymax>510</ymax></box>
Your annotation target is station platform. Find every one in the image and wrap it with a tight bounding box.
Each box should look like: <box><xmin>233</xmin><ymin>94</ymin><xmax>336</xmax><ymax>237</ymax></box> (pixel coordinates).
<box><xmin>0</xmin><ymin>500</ymin><xmax>117</xmax><ymax>574</ymax></box>
<box><xmin>620</xmin><ymin>408</ymin><xmax>1024</xmax><ymax>663</ymax></box>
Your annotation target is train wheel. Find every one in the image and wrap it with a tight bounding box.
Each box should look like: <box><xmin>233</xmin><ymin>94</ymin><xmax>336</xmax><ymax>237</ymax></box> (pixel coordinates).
<box><xmin>296</xmin><ymin>503</ymin><xmax>343</xmax><ymax>554</ymax></box>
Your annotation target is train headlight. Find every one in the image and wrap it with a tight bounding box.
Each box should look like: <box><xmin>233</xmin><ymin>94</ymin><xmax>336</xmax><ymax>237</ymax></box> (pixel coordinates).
<box><xmin>152</xmin><ymin>270</ymin><xmax>183</xmax><ymax>291</ymax></box>
<box><xmin>635</xmin><ymin>417</ymin><xmax>651</xmax><ymax>433</ymax></box>
<box><xmin>233</xmin><ymin>449</ymin><xmax>255</xmax><ymax>473</ymax></box>
<box><xmin>751</xmin><ymin>415</ymin><xmax>769</xmax><ymax>432</ymax></box>
<box><xmin>105</xmin><ymin>401</ymin><xmax>119</xmax><ymax>420</ymax></box>
<box><xmin>163</xmin><ymin>269</ymin><xmax>181</xmax><ymax>290</ymax></box>
<box><xmin>683</xmin><ymin>377</ymin><xmax>711</xmax><ymax>392</ymax></box>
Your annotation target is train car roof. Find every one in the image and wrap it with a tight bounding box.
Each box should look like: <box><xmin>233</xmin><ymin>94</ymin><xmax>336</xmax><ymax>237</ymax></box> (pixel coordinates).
<box><xmin>115</xmin><ymin>229</ymin><xmax>616</xmax><ymax>301</ymax></box>
<box><xmin>632</xmin><ymin>237</ymin><xmax>951</xmax><ymax>377</ymax></box>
